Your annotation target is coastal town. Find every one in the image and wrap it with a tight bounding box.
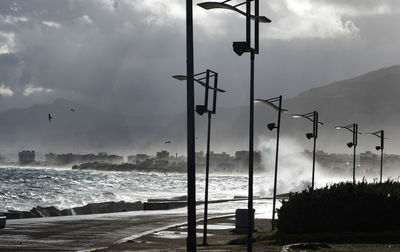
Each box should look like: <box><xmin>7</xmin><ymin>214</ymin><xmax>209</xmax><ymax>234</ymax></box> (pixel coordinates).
<box><xmin>5</xmin><ymin>149</ymin><xmax>400</xmax><ymax>176</ymax></box>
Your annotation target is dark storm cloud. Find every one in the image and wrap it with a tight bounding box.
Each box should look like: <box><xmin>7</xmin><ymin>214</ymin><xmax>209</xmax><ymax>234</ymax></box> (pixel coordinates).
<box><xmin>0</xmin><ymin>0</ymin><xmax>399</xmax><ymax>117</ymax></box>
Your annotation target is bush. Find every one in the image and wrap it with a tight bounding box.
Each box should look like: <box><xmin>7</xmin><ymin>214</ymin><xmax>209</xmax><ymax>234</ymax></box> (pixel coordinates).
<box><xmin>277</xmin><ymin>181</ymin><xmax>400</xmax><ymax>234</ymax></box>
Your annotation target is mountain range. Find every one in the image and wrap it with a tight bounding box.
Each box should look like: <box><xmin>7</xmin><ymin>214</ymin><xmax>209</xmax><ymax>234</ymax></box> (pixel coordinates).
<box><xmin>163</xmin><ymin>65</ymin><xmax>400</xmax><ymax>155</ymax></box>
<box><xmin>1</xmin><ymin>65</ymin><xmax>400</xmax><ymax>156</ymax></box>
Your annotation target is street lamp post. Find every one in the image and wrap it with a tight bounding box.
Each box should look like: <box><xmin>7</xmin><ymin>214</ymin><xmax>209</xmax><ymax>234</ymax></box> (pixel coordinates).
<box><xmin>336</xmin><ymin>123</ymin><xmax>359</xmax><ymax>184</ymax></box>
<box><xmin>173</xmin><ymin>70</ymin><xmax>225</xmax><ymax>246</ymax></box>
<box><xmin>197</xmin><ymin>2</ymin><xmax>270</xmax><ymax>250</ymax></box>
<box><xmin>365</xmin><ymin>130</ymin><xmax>385</xmax><ymax>183</ymax></box>
<box><xmin>254</xmin><ymin>96</ymin><xmax>288</xmax><ymax>224</ymax></box>
<box><xmin>292</xmin><ymin>111</ymin><xmax>323</xmax><ymax>190</ymax></box>
<box><xmin>185</xmin><ymin>0</ymin><xmax>196</xmax><ymax>250</ymax></box>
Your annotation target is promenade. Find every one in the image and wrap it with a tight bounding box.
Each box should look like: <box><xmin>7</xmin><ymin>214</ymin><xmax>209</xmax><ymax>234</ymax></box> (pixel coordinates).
<box><xmin>0</xmin><ymin>199</ymin><xmax>272</xmax><ymax>251</ymax></box>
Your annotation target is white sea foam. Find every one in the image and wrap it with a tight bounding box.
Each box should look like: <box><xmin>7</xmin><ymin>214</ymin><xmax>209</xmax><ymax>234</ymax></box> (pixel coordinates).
<box><xmin>0</xmin><ymin>166</ymin><xmax>265</xmax><ymax>212</ymax></box>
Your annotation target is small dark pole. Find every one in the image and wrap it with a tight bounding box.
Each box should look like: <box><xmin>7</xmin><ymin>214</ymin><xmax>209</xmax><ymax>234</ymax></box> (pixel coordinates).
<box><xmin>352</xmin><ymin>123</ymin><xmax>358</xmax><ymax>184</ymax></box>
<box><xmin>271</xmin><ymin>96</ymin><xmax>282</xmax><ymax>223</ymax></box>
<box><xmin>293</xmin><ymin>111</ymin><xmax>322</xmax><ymax>190</ymax></box>
<box><xmin>186</xmin><ymin>0</ymin><xmax>196</xmax><ymax>250</ymax></box>
<box><xmin>246</xmin><ymin>0</ymin><xmax>254</xmax><ymax>251</ymax></box>
<box><xmin>380</xmin><ymin>130</ymin><xmax>384</xmax><ymax>183</ymax></box>
<box><xmin>202</xmin><ymin>111</ymin><xmax>212</xmax><ymax>245</ymax></box>
<box><xmin>247</xmin><ymin>50</ymin><xmax>255</xmax><ymax>252</ymax></box>
<box><xmin>311</xmin><ymin>111</ymin><xmax>318</xmax><ymax>190</ymax></box>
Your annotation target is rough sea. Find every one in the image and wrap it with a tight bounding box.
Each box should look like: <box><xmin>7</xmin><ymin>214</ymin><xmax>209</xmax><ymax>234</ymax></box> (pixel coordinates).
<box><xmin>0</xmin><ymin>166</ymin><xmax>275</xmax><ymax>213</ymax></box>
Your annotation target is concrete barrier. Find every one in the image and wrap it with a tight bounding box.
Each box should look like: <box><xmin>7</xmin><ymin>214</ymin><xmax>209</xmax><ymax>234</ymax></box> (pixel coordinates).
<box><xmin>235</xmin><ymin>208</ymin><xmax>255</xmax><ymax>233</ymax></box>
<box><xmin>0</xmin><ymin>216</ymin><xmax>5</xmax><ymax>229</ymax></box>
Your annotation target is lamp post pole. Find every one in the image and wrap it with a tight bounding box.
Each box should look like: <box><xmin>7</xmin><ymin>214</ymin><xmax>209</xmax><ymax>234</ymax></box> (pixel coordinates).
<box><xmin>272</xmin><ymin>96</ymin><xmax>282</xmax><ymax>223</ymax></box>
<box><xmin>311</xmin><ymin>111</ymin><xmax>318</xmax><ymax>190</ymax></box>
<box><xmin>254</xmin><ymin>96</ymin><xmax>287</xmax><ymax>225</ymax></box>
<box><xmin>352</xmin><ymin>123</ymin><xmax>358</xmax><ymax>184</ymax></box>
<box><xmin>380</xmin><ymin>130</ymin><xmax>384</xmax><ymax>183</ymax></box>
<box><xmin>336</xmin><ymin>123</ymin><xmax>359</xmax><ymax>184</ymax></box>
<box><xmin>173</xmin><ymin>70</ymin><xmax>224</xmax><ymax>247</ymax></box>
<box><xmin>254</xmin><ymin>95</ymin><xmax>288</xmax><ymax>222</ymax></box>
<box><xmin>248</xmin><ymin>50</ymin><xmax>255</xmax><ymax>252</ymax></box>
<box><xmin>196</xmin><ymin>1</ymin><xmax>270</xmax><ymax>250</ymax></box>
<box><xmin>365</xmin><ymin>130</ymin><xmax>385</xmax><ymax>183</ymax></box>
<box><xmin>202</xmin><ymin>111</ymin><xmax>211</xmax><ymax>245</ymax></box>
<box><xmin>292</xmin><ymin>111</ymin><xmax>322</xmax><ymax>190</ymax></box>
<box><xmin>186</xmin><ymin>0</ymin><xmax>196</xmax><ymax>250</ymax></box>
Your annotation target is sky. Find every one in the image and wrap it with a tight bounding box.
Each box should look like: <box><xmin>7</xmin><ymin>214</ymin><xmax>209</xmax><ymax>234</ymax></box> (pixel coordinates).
<box><xmin>0</xmin><ymin>0</ymin><xmax>400</xmax><ymax>117</ymax></box>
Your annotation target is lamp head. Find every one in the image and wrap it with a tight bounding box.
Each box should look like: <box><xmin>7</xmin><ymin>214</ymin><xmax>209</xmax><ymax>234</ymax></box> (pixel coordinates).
<box><xmin>347</xmin><ymin>142</ymin><xmax>354</xmax><ymax>148</ymax></box>
<box><xmin>267</xmin><ymin>123</ymin><xmax>276</xmax><ymax>131</ymax></box>
<box><xmin>195</xmin><ymin>105</ymin><xmax>208</xmax><ymax>115</ymax></box>
<box><xmin>376</xmin><ymin>146</ymin><xmax>381</xmax><ymax>151</ymax></box>
<box><xmin>306</xmin><ymin>133</ymin><xmax>314</xmax><ymax>139</ymax></box>
<box><xmin>172</xmin><ymin>75</ymin><xmax>187</xmax><ymax>81</ymax></box>
<box><xmin>233</xmin><ymin>41</ymin><xmax>251</xmax><ymax>56</ymax></box>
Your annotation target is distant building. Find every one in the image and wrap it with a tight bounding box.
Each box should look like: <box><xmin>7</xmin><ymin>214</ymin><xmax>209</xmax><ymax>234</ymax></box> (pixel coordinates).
<box><xmin>210</xmin><ymin>151</ymin><xmax>231</xmax><ymax>164</ymax></box>
<box><xmin>44</xmin><ymin>152</ymin><xmax>123</xmax><ymax>165</ymax></box>
<box><xmin>19</xmin><ymin>150</ymin><xmax>35</xmax><ymax>165</ymax></box>
<box><xmin>235</xmin><ymin>150</ymin><xmax>261</xmax><ymax>165</ymax></box>
<box><xmin>136</xmin><ymin>154</ymin><xmax>148</xmax><ymax>163</ymax></box>
<box><xmin>156</xmin><ymin>150</ymin><xmax>169</xmax><ymax>159</ymax></box>
<box><xmin>195</xmin><ymin>151</ymin><xmax>205</xmax><ymax>164</ymax></box>
<box><xmin>127</xmin><ymin>155</ymin><xmax>136</xmax><ymax>164</ymax></box>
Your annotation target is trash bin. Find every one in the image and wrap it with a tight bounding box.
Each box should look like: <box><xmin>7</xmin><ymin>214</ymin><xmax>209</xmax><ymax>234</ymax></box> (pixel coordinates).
<box><xmin>0</xmin><ymin>216</ymin><xmax>6</xmax><ymax>229</ymax></box>
<box><xmin>235</xmin><ymin>208</ymin><xmax>255</xmax><ymax>233</ymax></box>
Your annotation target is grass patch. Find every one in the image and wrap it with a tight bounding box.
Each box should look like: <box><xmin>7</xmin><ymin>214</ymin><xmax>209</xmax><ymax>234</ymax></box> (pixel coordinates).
<box><xmin>275</xmin><ymin>231</ymin><xmax>400</xmax><ymax>244</ymax></box>
<box><xmin>289</xmin><ymin>247</ymin><xmax>400</xmax><ymax>252</ymax></box>
<box><xmin>228</xmin><ymin>231</ymin><xmax>400</xmax><ymax>246</ymax></box>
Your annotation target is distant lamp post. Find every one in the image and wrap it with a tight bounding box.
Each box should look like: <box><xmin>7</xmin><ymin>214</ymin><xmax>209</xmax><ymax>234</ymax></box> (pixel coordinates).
<box><xmin>292</xmin><ymin>111</ymin><xmax>323</xmax><ymax>190</ymax></box>
<box><xmin>173</xmin><ymin>70</ymin><xmax>225</xmax><ymax>246</ymax></box>
<box><xmin>254</xmin><ymin>96</ymin><xmax>287</xmax><ymax>224</ymax></box>
<box><xmin>198</xmin><ymin>2</ymin><xmax>270</xmax><ymax>250</ymax></box>
<box><xmin>365</xmin><ymin>130</ymin><xmax>385</xmax><ymax>183</ymax></box>
<box><xmin>335</xmin><ymin>123</ymin><xmax>359</xmax><ymax>184</ymax></box>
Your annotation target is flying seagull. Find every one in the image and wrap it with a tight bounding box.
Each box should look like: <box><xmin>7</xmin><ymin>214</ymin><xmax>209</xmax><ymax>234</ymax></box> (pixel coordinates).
<box><xmin>48</xmin><ymin>113</ymin><xmax>52</xmax><ymax>122</ymax></box>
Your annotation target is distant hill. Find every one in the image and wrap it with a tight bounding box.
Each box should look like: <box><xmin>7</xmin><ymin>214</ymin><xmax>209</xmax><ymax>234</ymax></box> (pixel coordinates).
<box><xmin>161</xmin><ymin>65</ymin><xmax>400</xmax><ymax>154</ymax></box>
<box><xmin>2</xmin><ymin>65</ymin><xmax>400</xmax><ymax>156</ymax></box>
<box><xmin>0</xmin><ymin>99</ymin><xmax>166</xmax><ymax>154</ymax></box>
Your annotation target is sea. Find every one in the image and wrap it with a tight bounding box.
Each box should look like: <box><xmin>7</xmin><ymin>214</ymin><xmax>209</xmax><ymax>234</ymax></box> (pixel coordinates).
<box><xmin>0</xmin><ymin>166</ymin><xmax>276</xmax><ymax>213</ymax></box>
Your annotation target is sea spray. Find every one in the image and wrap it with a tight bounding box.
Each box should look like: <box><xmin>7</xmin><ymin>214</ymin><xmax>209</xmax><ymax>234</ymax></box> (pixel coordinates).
<box><xmin>258</xmin><ymin>136</ymin><xmax>323</xmax><ymax>195</ymax></box>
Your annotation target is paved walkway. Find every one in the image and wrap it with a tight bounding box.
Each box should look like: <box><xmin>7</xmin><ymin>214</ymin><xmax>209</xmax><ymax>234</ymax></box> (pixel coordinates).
<box><xmin>0</xmin><ymin>199</ymin><xmax>273</xmax><ymax>251</ymax></box>
<box><xmin>0</xmin><ymin>210</ymin><xmax>193</xmax><ymax>251</ymax></box>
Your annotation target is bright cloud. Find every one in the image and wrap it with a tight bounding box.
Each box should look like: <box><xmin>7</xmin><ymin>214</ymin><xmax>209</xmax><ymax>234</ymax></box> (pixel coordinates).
<box><xmin>23</xmin><ymin>86</ymin><xmax>54</xmax><ymax>96</ymax></box>
<box><xmin>42</xmin><ymin>21</ymin><xmax>61</xmax><ymax>28</ymax></box>
<box><xmin>0</xmin><ymin>31</ymin><xmax>16</xmax><ymax>54</ymax></box>
<box><xmin>0</xmin><ymin>84</ymin><xmax>14</xmax><ymax>96</ymax></box>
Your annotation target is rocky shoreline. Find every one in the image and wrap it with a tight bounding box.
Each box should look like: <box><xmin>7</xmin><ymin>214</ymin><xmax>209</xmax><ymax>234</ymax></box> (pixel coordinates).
<box><xmin>1</xmin><ymin>200</ymin><xmax>143</xmax><ymax>219</ymax></box>
<box><xmin>1</xmin><ymin>196</ymin><xmax>189</xmax><ymax>220</ymax></box>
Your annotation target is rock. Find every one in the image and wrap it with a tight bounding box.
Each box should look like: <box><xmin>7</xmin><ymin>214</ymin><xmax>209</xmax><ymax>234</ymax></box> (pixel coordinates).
<box><xmin>60</xmin><ymin>209</ymin><xmax>74</xmax><ymax>216</ymax></box>
<box><xmin>30</xmin><ymin>206</ymin><xmax>62</xmax><ymax>217</ymax></box>
<box><xmin>5</xmin><ymin>210</ymin><xmax>37</xmax><ymax>219</ymax></box>
<box><xmin>126</xmin><ymin>201</ymin><xmax>143</xmax><ymax>211</ymax></box>
<box><xmin>72</xmin><ymin>201</ymin><xmax>143</xmax><ymax>215</ymax></box>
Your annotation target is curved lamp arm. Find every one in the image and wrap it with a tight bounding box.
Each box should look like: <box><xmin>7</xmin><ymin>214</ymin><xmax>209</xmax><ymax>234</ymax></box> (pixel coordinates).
<box><xmin>198</xmin><ymin>2</ymin><xmax>271</xmax><ymax>23</ymax></box>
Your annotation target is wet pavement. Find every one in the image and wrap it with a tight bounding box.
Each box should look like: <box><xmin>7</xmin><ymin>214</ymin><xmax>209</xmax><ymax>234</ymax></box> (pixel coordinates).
<box><xmin>0</xmin><ymin>199</ymin><xmax>272</xmax><ymax>251</ymax></box>
<box><xmin>0</xmin><ymin>210</ymin><xmax>193</xmax><ymax>251</ymax></box>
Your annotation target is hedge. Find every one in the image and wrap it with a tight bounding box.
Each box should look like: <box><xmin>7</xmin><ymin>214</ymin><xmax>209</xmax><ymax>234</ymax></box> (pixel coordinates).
<box><xmin>277</xmin><ymin>181</ymin><xmax>400</xmax><ymax>234</ymax></box>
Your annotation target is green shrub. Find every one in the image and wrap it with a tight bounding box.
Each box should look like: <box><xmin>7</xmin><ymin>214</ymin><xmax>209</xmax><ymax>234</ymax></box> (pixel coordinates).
<box><xmin>277</xmin><ymin>181</ymin><xmax>400</xmax><ymax>234</ymax></box>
